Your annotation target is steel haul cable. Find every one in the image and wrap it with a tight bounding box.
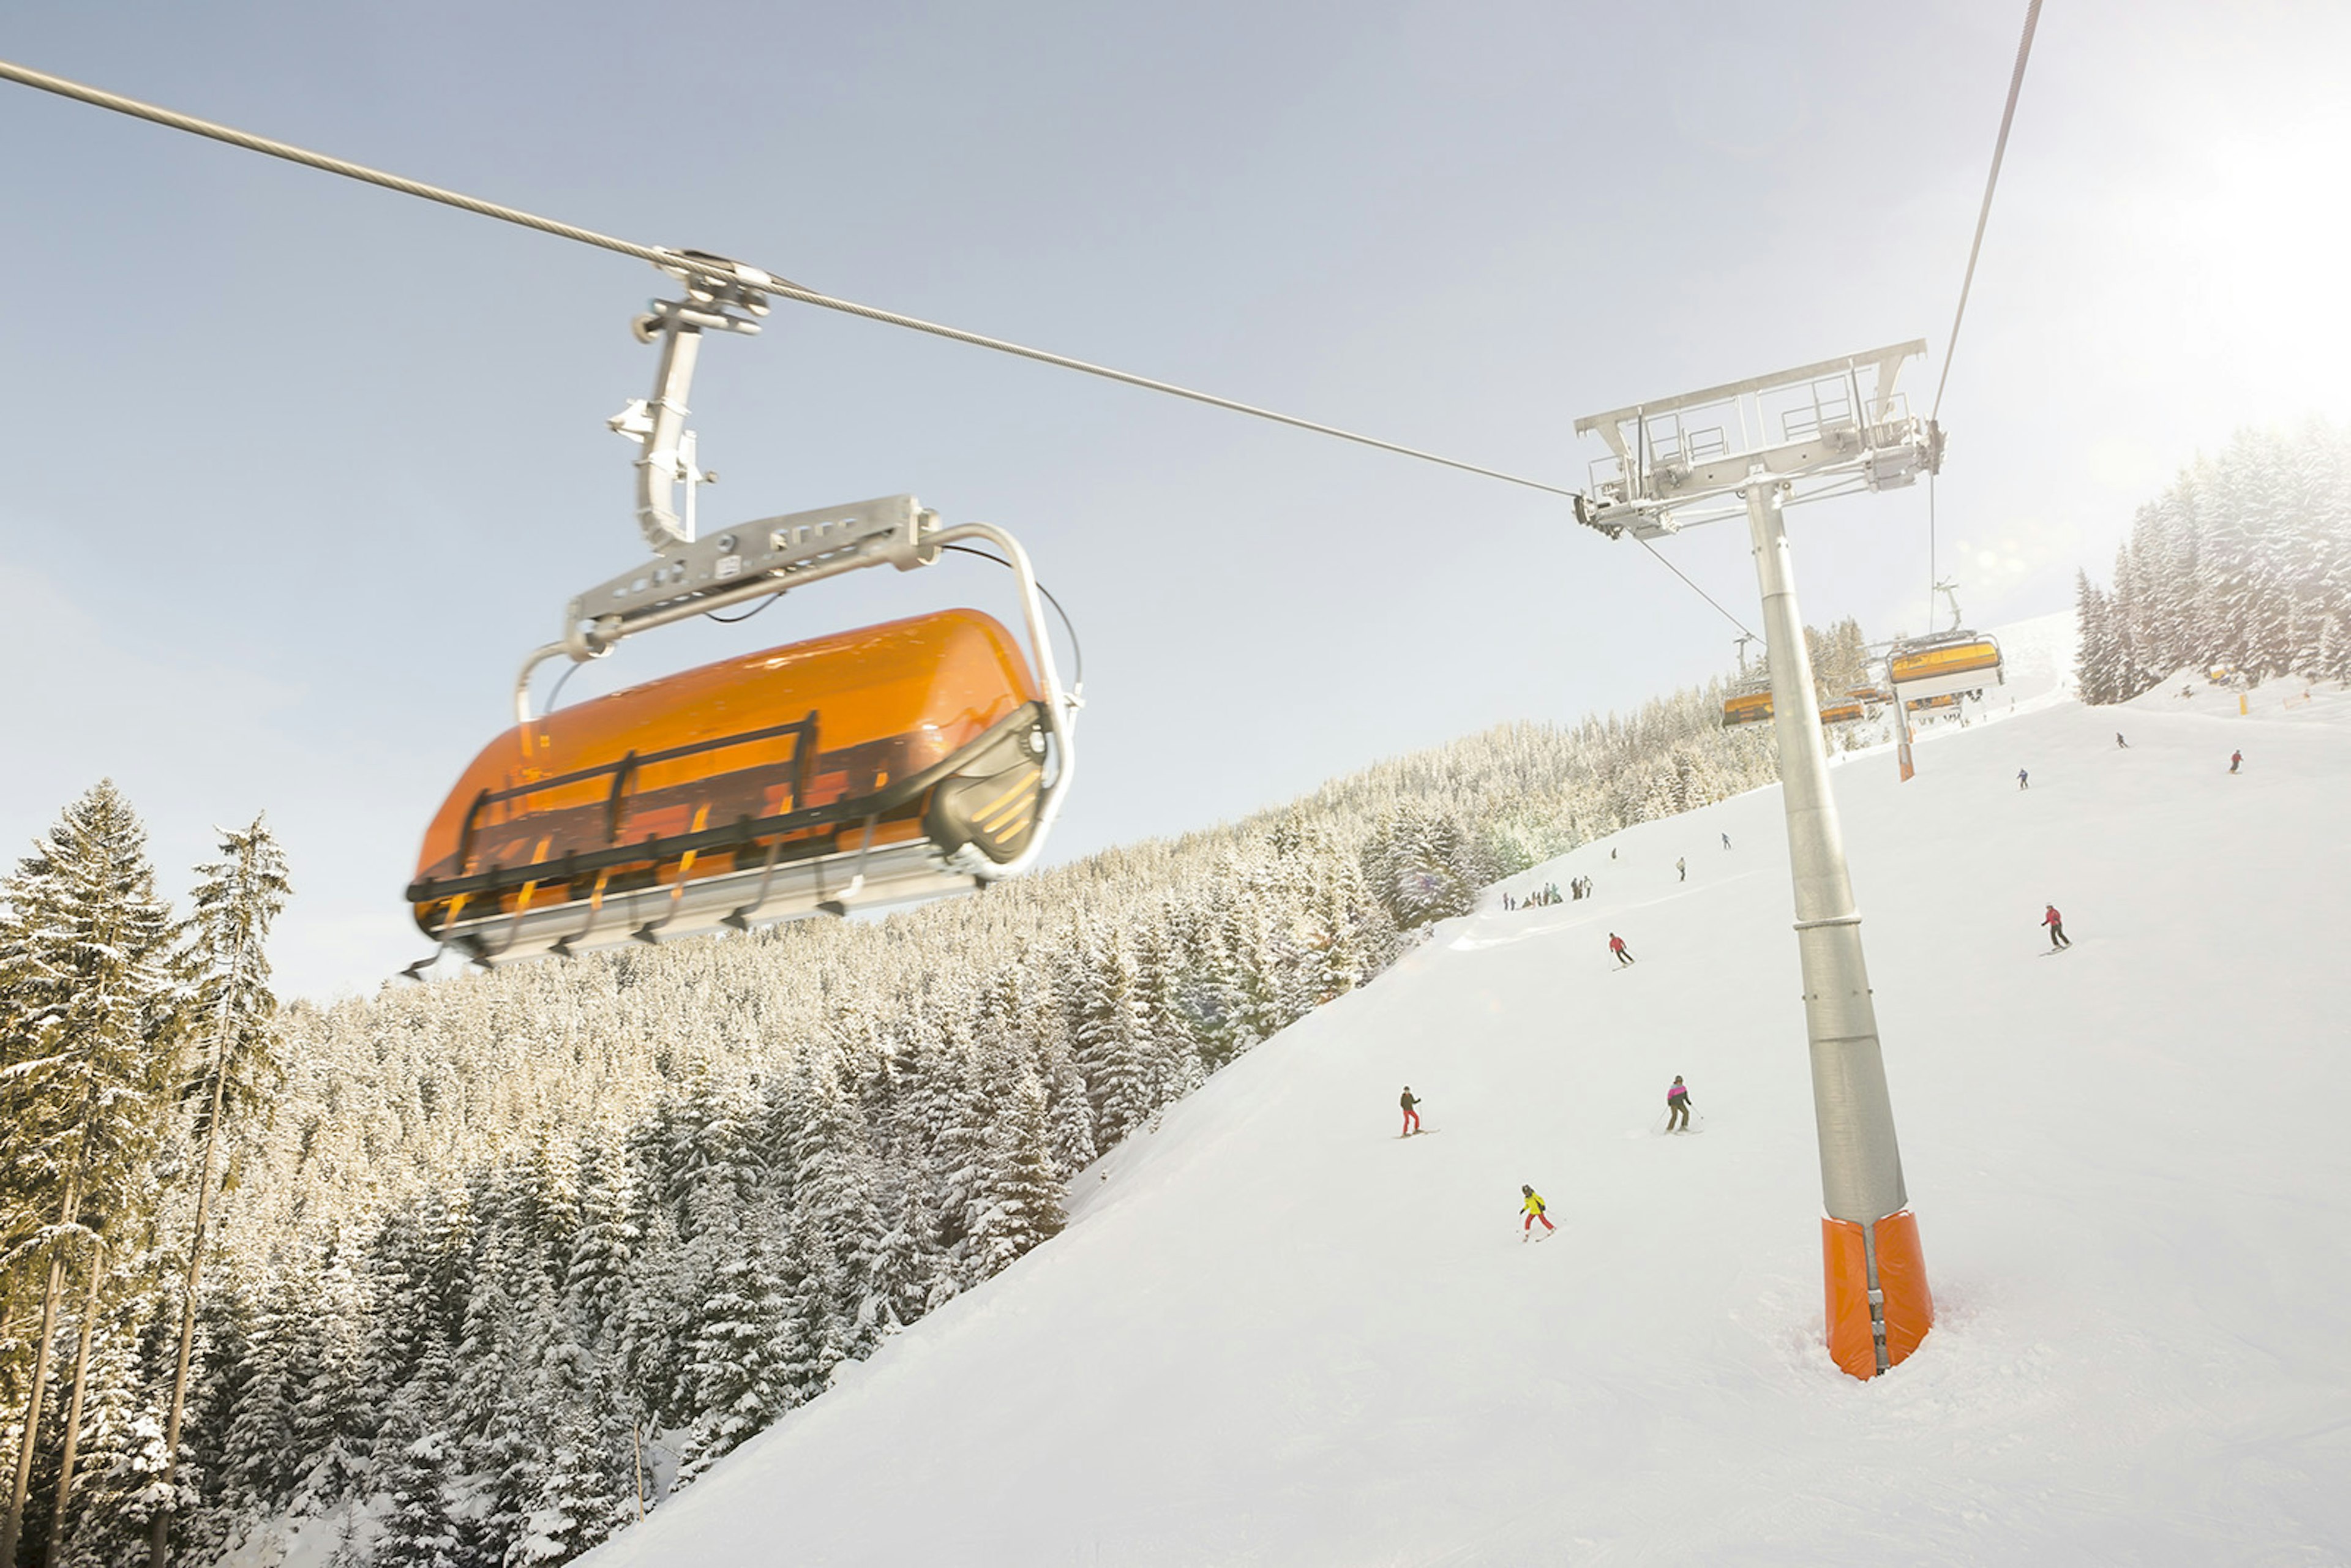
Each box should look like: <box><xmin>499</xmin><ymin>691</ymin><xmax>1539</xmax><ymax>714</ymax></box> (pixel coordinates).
<box><xmin>1930</xmin><ymin>0</ymin><xmax>2045</xmax><ymax>425</ymax></box>
<box><xmin>0</xmin><ymin>54</ymin><xmax>1760</xmax><ymax>640</ymax></box>
<box><xmin>1925</xmin><ymin>0</ymin><xmax>2045</xmax><ymax>618</ymax></box>
<box><xmin>0</xmin><ymin>57</ymin><xmax>1575</xmax><ymax>501</ymax></box>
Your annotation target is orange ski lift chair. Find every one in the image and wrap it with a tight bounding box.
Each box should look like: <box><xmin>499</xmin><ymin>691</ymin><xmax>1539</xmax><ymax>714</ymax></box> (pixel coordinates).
<box><xmin>1888</xmin><ymin>630</ymin><xmax>2003</xmax><ymax>705</ymax></box>
<box><xmin>1720</xmin><ymin>684</ymin><xmax>1776</xmax><ymax>727</ymax></box>
<box><xmin>1721</xmin><ymin>682</ymin><xmax>1865</xmax><ymax>729</ymax></box>
<box><xmin>408</xmin><ymin>493</ymin><xmax>1079</xmax><ymax>964</ymax></box>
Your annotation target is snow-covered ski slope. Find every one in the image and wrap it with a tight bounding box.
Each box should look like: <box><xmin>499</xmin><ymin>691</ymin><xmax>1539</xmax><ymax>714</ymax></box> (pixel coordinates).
<box><xmin>584</xmin><ymin>654</ymin><xmax>2351</xmax><ymax>1566</ymax></box>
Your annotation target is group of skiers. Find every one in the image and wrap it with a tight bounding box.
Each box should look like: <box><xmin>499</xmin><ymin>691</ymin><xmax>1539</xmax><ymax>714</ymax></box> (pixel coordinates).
<box><xmin>1460</xmin><ymin>720</ymin><xmax>2272</xmax><ymax>1237</ymax></box>
<box><xmin>1501</xmin><ymin>836</ymin><xmax>1715</xmax><ymax>921</ymax></box>
<box><xmin>1598</xmin><ymin>894</ymin><xmax>2072</xmax><ymax>964</ymax></box>
<box><xmin>1502</xmin><ymin>876</ymin><xmax>1598</xmax><ymax>911</ymax></box>
<box><xmin>2047</xmin><ymin>743</ymin><xmax>2246</xmax><ymax>774</ymax></box>
<box><xmin>2018</xmin><ymin>742</ymin><xmax>2254</xmax><ymax>952</ymax></box>
<box><xmin>1401</xmin><ymin>1083</ymin><xmax>1698</xmax><ymax>1241</ymax></box>
<box><xmin>1502</xmin><ymin>882</ymin><xmax>1566</xmax><ymax>910</ymax></box>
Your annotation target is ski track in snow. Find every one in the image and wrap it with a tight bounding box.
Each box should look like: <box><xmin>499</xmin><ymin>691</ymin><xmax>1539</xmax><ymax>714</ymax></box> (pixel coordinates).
<box><xmin>578</xmin><ymin>634</ymin><xmax>2351</xmax><ymax>1567</ymax></box>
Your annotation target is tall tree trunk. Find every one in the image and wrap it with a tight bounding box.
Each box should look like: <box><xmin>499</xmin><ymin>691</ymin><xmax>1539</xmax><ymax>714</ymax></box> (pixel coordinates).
<box><xmin>0</xmin><ymin>1284</ymin><xmax>20</xmax><ymax>1411</ymax></box>
<box><xmin>146</xmin><ymin>1062</ymin><xmax>228</xmax><ymax>1568</ymax></box>
<box><xmin>40</xmin><ymin>1237</ymin><xmax>103</xmax><ymax>1568</ymax></box>
<box><xmin>2</xmin><ymin>1171</ymin><xmax>78</xmax><ymax>1568</ymax></box>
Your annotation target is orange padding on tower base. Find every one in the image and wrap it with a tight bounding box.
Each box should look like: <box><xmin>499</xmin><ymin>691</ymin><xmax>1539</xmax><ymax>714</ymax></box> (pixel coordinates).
<box><xmin>1821</xmin><ymin>1211</ymin><xmax>1933</xmax><ymax>1379</ymax></box>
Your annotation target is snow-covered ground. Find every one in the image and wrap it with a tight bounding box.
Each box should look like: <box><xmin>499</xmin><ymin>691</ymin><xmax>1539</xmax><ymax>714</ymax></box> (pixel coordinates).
<box><xmin>581</xmin><ymin>651</ymin><xmax>2351</xmax><ymax>1566</ymax></box>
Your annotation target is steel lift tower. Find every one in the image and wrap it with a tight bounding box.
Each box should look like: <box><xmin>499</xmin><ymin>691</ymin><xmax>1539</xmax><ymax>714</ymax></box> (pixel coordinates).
<box><xmin>1573</xmin><ymin>342</ymin><xmax>1944</xmax><ymax>1378</ymax></box>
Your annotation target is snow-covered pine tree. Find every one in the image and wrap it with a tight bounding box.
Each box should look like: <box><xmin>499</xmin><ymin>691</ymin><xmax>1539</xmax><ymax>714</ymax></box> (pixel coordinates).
<box><xmin>2101</xmin><ymin>542</ymin><xmax>2156</xmax><ymax>701</ymax></box>
<box><xmin>510</xmin><ymin>1320</ymin><xmax>630</xmax><ymax>1564</ymax></box>
<box><xmin>286</xmin><ymin>1245</ymin><xmax>369</xmax><ymax>1518</ymax></box>
<box><xmin>1362</xmin><ymin>801</ymin><xmax>1474</xmax><ymax>930</ymax></box>
<box><xmin>674</xmin><ymin>1186</ymin><xmax>797</xmax><ymax>1482</ymax></box>
<box><xmin>373</xmin><ymin>1334</ymin><xmax>460</xmax><ymax>1568</ymax></box>
<box><xmin>216</xmin><ymin>1270</ymin><xmax>302</xmax><ymax>1518</ymax></box>
<box><xmin>47</xmin><ymin>1278</ymin><xmax>170</xmax><ymax>1568</ymax></box>
<box><xmin>612</xmin><ymin>1201</ymin><xmax>689</xmax><ymax>1432</ymax></box>
<box><xmin>165</xmin><ymin>1278</ymin><xmax>255</xmax><ymax>1565</ymax></box>
<box><xmin>1126</xmin><ymin>917</ymin><xmax>1201</xmax><ymax>1114</ymax></box>
<box><xmin>964</xmin><ymin>1071</ymin><xmax>1065</xmax><ymax>1278</ymax></box>
<box><xmin>1212</xmin><ymin>877</ymin><xmax>1283</xmax><ymax>1055</ymax></box>
<box><xmin>1071</xmin><ymin>926</ymin><xmax>1151</xmax><ymax>1147</ymax></box>
<box><xmin>1030</xmin><ymin>981</ymin><xmax>1098</xmax><ymax>1182</ymax></box>
<box><xmin>152</xmin><ymin>813</ymin><xmax>289</xmax><ymax>1568</ymax></box>
<box><xmin>868</xmin><ymin>1182</ymin><xmax>943</xmax><ymax>1329</ymax></box>
<box><xmin>560</xmin><ymin>1135</ymin><xmax>637</xmax><ymax>1346</ymax></box>
<box><xmin>2074</xmin><ymin>569</ymin><xmax>2119</xmax><ymax>704</ymax></box>
<box><xmin>1173</xmin><ymin>897</ymin><xmax>1241</xmax><ymax>1072</ymax></box>
<box><xmin>789</xmin><ymin>1058</ymin><xmax>891</xmax><ymax>1357</ymax></box>
<box><xmin>0</xmin><ymin>781</ymin><xmax>185</xmax><ymax>1566</ymax></box>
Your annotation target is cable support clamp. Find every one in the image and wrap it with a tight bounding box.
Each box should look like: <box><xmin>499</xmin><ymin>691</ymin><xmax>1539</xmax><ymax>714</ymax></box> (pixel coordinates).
<box><xmin>1790</xmin><ymin>912</ymin><xmax>1864</xmax><ymax>931</ymax></box>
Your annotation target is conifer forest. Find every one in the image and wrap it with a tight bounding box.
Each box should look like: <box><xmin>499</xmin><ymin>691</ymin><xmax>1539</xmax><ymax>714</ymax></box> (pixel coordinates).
<box><xmin>2073</xmin><ymin>421</ymin><xmax>2351</xmax><ymax>703</ymax></box>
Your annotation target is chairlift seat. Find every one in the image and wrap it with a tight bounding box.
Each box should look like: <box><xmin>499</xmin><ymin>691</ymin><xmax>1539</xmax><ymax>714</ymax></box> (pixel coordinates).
<box><xmin>408</xmin><ymin>608</ymin><xmax>1046</xmax><ymax>961</ymax></box>
<box><xmin>1889</xmin><ymin>631</ymin><xmax>2003</xmax><ymax>703</ymax></box>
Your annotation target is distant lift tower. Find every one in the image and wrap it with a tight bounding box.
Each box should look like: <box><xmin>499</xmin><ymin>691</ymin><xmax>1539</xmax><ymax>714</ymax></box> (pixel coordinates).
<box><xmin>1574</xmin><ymin>342</ymin><xmax>1943</xmax><ymax>1379</ymax></box>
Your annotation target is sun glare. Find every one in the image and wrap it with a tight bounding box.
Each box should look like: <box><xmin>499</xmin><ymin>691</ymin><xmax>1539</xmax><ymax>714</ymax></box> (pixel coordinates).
<box><xmin>2116</xmin><ymin>113</ymin><xmax>2351</xmax><ymax>425</ymax></box>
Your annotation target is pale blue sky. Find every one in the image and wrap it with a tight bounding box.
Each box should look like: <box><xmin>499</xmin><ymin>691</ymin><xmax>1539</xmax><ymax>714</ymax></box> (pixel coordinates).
<box><xmin>4</xmin><ymin>2</ymin><xmax>2345</xmax><ymax>996</ymax></box>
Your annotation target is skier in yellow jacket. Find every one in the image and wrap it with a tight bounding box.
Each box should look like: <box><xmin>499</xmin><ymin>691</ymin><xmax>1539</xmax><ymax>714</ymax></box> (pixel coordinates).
<box><xmin>1520</xmin><ymin>1184</ymin><xmax>1554</xmax><ymax>1239</ymax></box>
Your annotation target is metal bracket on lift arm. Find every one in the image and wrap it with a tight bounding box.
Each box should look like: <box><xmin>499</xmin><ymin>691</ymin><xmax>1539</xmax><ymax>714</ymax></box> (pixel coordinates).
<box><xmin>609</xmin><ymin>250</ymin><xmax>779</xmax><ymax>550</ymax></box>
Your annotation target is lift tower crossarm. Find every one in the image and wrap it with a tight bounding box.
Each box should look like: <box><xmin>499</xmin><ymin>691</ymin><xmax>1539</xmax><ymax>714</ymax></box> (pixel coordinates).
<box><xmin>1572</xmin><ymin>340</ymin><xmax>1936</xmax><ymax>538</ymax></box>
<box><xmin>1574</xmin><ymin>339</ymin><xmax>1927</xmax><ymax>451</ymax></box>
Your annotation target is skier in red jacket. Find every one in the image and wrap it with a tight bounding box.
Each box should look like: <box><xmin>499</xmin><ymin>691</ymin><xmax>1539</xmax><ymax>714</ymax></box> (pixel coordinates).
<box><xmin>2042</xmin><ymin>904</ymin><xmax>2070</xmax><ymax>950</ymax></box>
<box><xmin>1608</xmin><ymin>932</ymin><xmax>1634</xmax><ymax>966</ymax></box>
